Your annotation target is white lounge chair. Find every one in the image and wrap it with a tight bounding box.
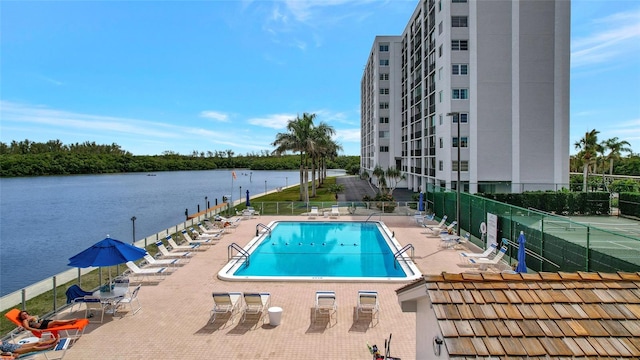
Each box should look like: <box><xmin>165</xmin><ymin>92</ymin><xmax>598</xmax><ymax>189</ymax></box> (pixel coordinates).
<box><xmin>433</xmin><ymin>221</ymin><xmax>457</xmax><ymax>237</ymax></box>
<box><xmin>468</xmin><ymin>245</ymin><xmax>508</xmax><ymax>271</ymax></box>
<box><xmin>242</xmin><ymin>292</ymin><xmax>271</xmax><ymax>325</ymax></box>
<box><xmin>308</xmin><ymin>206</ymin><xmax>319</xmax><ymax>219</ymax></box>
<box><xmin>210</xmin><ymin>292</ymin><xmax>242</xmax><ymax>325</ymax></box>
<box><xmin>143</xmin><ymin>253</ymin><xmax>181</xmax><ymax>267</ymax></box>
<box><xmin>329</xmin><ymin>205</ymin><xmax>340</xmax><ymax>219</ymax></box>
<box><xmin>188</xmin><ymin>228</ymin><xmax>221</xmax><ymax>242</ymax></box>
<box><xmin>125</xmin><ymin>261</ymin><xmax>167</xmax><ymax>281</ymax></box>
<box><xmin>314</xmin><ymin>291</ymin><xmax>337</xmax><ymax>325</ymax></box>
<box><xmin>166</xmin><ymin>236</ymin><xmax>204</xmax><ymax>252</ymax></box>
<box><xmin>356</xmin><ymin>290</ymin><xmax>379</xmax><ymax>325</ymax></box>
<box><xmin>197</xmin><ymin>223</ymin><xmax>224</xmax><ymax>235</ymax></box>
<box><xmin>181</xmin><ymin>230</ymin><xmax>214</xmax><ymax>246</ymax></box>
<box><xmin>155</xmin><ymin>241</ymin><xmax>193</xmax><ymax>261</ymax></box>
<box><xmin>459</xmin><ymin>243</ymin><xmax>498</xmax><ymax>263</ymax></box>
<box><xmin>415</xmin><ymin>213</ymin><xmax>435</xmax><ymax>226</ymax></box>
<box><xmin>422</xmin><ymin>215</ymin><xmax>447</xmax><ymax>233</ymax></box>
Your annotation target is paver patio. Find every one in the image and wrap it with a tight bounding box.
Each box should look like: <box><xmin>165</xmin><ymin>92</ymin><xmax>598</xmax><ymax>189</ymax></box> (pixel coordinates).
<box><xmin>28</xmin><ymin>215</ymin><xmax>500</xmax><ymax>359</ymax></box>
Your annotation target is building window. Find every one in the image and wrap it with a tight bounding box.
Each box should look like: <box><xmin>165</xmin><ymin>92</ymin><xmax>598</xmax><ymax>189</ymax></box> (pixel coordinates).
<box><xmin>451</xmin><ymin>16</ymin><xmax>468</xmax><ymax>27</ymax></box>
<box><xmin>439</xmin><ymin>90</ymin><xmax>443</xmax><ymax>102</ymax></box>
<box><xmin>452</xmin><ymin>113</ymin><xmax>469</xmax><ymax>123</ymax></box>
<box><xmin>452</xmin><ymin>137</ymin><xmax>469</xmax><ymax>148</ymax></box>
<box><xmin>439</xmin><ymin>137</ymin><xmax>443</xmax><ymax>148</ymax></box>
<box><xmin>452</xmin><ymin>64</ymin><xmax>468</xmax><ymax>75</ymax></box>
<box><xmin>380</xmin><ymin>88</ymin><xmax>389</xmax><ymax>95</ymax></box>
<box><xmin>451</xmin><ymin>161</ymin><xmax>469</xmax><ymax>171</ymax></box>
<box><xmin>451</xmin><ymin>40</ymin><xmax>468</xmax><ymax>51</ymax></box>
<box><xmin>439</xmin><ymin>21</ymin><xmax>443</xmax><ymax>34</ymax></box>
<box><xmin>379</xmin><ymin>73</ymin><xmax>389</xmax><ymax>80</ymax></box>
<box><xmin>379</xmin><ymin>131</ymin><xmax>389</xmax><ymax>138</ymax></box>
<box><xmin>380</xmin><ymin>59</ymin><xmax>389</xmax><ymax>66</ymax></box>
<box><xmin>379</xmin><ymin>117</ymin><xmax>389</xmax><ymax>123</ymax></box>
<box><xmin>439</xmin><ymin>114</ymin><xmax>443</xmax><ymax>125</ymax></box>
<box><xmin>438</xmin><ymin>67</ymin><xmax>443</xmax><ymax>80</ymax></box>
<box><xmin>439</xmin><ymin>161</ymin><xmax>443</xmax><ymax>171</ymax></box>
<box><xmin>452</xmin><ymin>88</ymin><xmax>469</xmax><ymax>99</ymax></box>
<box><xmin>438</xmin><ymin>0</ymin><xmax>442</xmax><ymax>11</ymax></box>
<box><xmin>380</xmin><ymin>102</ymin><xmax>389</xmax><ymax>109</ymax></box>
<box><xmin>379</xmin><ymin>44</ymin><xmax>389</xmax><ymax>52</ymax></box>
<box><xmin>452</xmin><ymin>0</ymin><xmax>467</xmax><ymax>3</ymax></box>
<box><xmin>379</xmin><ymin>146</ymin><xmax>389</xmax><ymax>152</ymax></box>
<box><xmin>438</xmin><ymin>45</ymin><xmax>443</xmax><ymax>57</ymax></box>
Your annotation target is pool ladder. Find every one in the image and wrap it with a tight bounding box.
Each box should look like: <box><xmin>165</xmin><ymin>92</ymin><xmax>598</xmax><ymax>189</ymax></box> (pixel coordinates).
<box><xmin>256</xmin><ymin>223</ymin><xmax>272</xmax><ymax>237</ymax></box>
<box><xmin>365</xmin><ymin>212</ymin><xmax>383</xmax><ymax>222</ymax></box>
<box><xmin>228</xmin><ymin>243</ymin><xmax>250</xmax><ymax>266</ymax></box>
<box><xmin>393</xmin><ymin>244</ymin><xmax>414</xmax><ymax>269</ymax></box>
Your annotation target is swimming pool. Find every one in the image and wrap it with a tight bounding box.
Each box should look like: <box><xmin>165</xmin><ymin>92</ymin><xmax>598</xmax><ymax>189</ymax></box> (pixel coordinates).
<box><xmin>218</xmin><ymin>221</ymin><xmax>422</xmax><ymax>282</ymax></box>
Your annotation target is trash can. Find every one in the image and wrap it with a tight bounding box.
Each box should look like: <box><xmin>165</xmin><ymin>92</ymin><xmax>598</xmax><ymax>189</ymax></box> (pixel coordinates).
<box><xmin>268</xmin><ymin>306</ymin><xmax>283</xmax><ymax>326</ymax></box>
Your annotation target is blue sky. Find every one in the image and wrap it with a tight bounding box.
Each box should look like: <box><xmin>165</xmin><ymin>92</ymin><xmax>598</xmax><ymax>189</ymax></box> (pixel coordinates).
<box><xmin>1</xmin><ymin>1</ymin><xmax>639</xmax><ymax>157</ymax></box>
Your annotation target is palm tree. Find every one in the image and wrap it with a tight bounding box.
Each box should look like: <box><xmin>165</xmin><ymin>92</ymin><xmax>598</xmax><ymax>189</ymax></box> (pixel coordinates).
<box><xmin>574</xmin><ymin>129</ymin><xmax>600</xmax><ymax>192</ymax></box>
<box><xmin>308</xmin><ymin>122</ymin><xmax>337</xmax><ymax>197</ymax></box>
<box><xmin>602</xmin><ymin>137</ymin><xmax>632</xmax><ymax>175</ymax></box>
<box><xmin>272</xmin><ymin>113</ymin><xmax>316</xmax><ymax>202</ymax></box>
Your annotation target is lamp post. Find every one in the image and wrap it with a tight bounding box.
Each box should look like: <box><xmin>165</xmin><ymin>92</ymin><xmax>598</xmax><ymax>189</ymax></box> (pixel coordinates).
<box><xmin>239</xmin><ymin>186</ymin><xmax>242</xmax><ymax>204</ymax></box>
<box><xmin>130</xmin><ymin>216</ymin><xmax>137</xmax><ymax>245</ymax></box>
<box><xmin>446</xmin><ymin>112</ymin><xmax>461</xmax><ymax>236</ymax></box>
<box><xmin>265</xmin><ymin>180</ymin><xmax>267</xmax><ymax>194</ymax></box>
<box><xmin>204</xmin><ymin>196</ymin><xmax>208</xmax><ymax>211</ymax></box>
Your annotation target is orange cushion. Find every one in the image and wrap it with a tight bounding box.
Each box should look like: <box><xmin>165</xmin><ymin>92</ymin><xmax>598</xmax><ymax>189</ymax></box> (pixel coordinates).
<box><xmin>4</xmin><ymin>308</ymin><xmax>89</xmax><ymax>337</ymax></box>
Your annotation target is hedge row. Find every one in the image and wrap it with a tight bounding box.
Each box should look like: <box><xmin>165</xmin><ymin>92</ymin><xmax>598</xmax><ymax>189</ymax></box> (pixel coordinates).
<box><xmin>479</xmin><ymin>191</ymin><xmax>611</xmax><ymax>216</ymax></box>
<box><xmin>619</xmin><ymin>193</ymin><xmax>640</xmax><ymax>218</ymax></box>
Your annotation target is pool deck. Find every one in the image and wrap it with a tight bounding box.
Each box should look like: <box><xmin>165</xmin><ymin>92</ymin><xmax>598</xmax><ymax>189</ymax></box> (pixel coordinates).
<box><xmin>37</xmin><ymin>215</ymin><xmax>505</xmax><ymax>360</ymax></box>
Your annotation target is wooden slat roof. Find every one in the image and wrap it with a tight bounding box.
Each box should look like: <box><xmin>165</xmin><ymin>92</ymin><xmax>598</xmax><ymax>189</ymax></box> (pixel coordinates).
<box><xmin>416</xmin><ymin>271</ymin><xmax>640</xmax><ymax>358</ymax></box>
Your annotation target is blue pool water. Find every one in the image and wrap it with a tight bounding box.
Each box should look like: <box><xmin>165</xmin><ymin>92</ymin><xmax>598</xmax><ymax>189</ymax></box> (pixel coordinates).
<box><xmin>225</xmin><ymin>221</ymin><xmax>417</xmax><ymax>280</ymax></box>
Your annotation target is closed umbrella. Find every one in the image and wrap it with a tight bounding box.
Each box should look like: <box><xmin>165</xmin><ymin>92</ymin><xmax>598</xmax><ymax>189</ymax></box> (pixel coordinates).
<box><xmin>515</xmin><ymin>231</ymin><xmax>527</xmax><ymax>273</ymax></box>
<box><xmin>418</xmin><ymin>192</ymin><xmax>424</xmax><ymax>212</ymax></box>
<box><xmin>246</xmin><ymin>190</ymin><xmax>250</xmax><ymax>206</ymax></box>
<box><xmin>68</xmin><ymin>236</ymin><xmax>147</xmax><ymax>284</ymax></box>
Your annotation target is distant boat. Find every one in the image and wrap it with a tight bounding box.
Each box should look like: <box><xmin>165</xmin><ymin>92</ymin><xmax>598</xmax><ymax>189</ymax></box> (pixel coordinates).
<box><xmin>147</xmin><ymin>174</ymin><xmax>157</xmax><ymax>176</ymax></box>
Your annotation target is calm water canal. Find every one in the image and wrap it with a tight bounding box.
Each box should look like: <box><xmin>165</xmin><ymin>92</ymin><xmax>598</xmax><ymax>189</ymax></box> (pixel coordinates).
<box><xmin>0</xmin><ymin>169</ymin><xmax>323</xmax><ymax>296</ymax></box>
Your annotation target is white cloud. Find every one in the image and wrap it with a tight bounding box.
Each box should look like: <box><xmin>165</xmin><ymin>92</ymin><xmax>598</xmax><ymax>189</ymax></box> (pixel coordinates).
<box><xmin>336</xmin><ymin>128</ymin><xmax>361</xmax><ymax>142</ymax></box>
<box><xmin>247</xmin><ymin>113</ymin><xmax>296</xmax><ymax>129</ymax></box>
<box><xmin>571</xmin><ymin>9</ymin><xmax>640</xmax><ymax>68</ymax></box>
<box><xmin>199</xmin><ymin>111</ymin><xmax>229</xmax><ymax>122</ymax></box>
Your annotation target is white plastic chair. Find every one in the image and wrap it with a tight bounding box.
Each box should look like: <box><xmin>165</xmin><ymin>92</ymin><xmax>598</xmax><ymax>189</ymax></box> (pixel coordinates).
<box><xmin>314</xmin><ymin>291</ymin><xmax>337</xmax><ymax>324</ymax></box>
<box><xmin>356</xmin><ymin>290</ymin><xmax>379</xmax><ymax>326</ymax></box>
<box><xmin>114</xmin><ymin>284</ymin><xmax>142</xmax><ymax>316</ymax></box>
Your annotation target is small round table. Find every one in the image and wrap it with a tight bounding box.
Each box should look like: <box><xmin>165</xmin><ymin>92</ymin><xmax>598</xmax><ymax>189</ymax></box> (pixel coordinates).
<box><xmin>268</xmin><ymin>307</ymin><xmax>283</xmax><ymax>326</ymax></box>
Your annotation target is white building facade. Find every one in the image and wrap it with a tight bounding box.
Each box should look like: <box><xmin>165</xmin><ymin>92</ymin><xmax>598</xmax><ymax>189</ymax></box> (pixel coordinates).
<box><xmin>361</xmin><ymin>0</ymin><xmax>570</xmax><ymax>194</ymax></box>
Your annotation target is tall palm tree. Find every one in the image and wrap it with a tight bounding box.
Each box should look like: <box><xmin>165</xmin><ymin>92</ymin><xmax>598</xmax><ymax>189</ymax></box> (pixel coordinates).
<box><xmin>308</xmin><ymin>122</ymin><xmax>337</xmax><ymax>197</ymax></box>
<box><xmin>574</xmin><ymin>129</ymin><xmax>600</xmax><ymax>192</ymax></box>
<box><xmin>272</xmin><ymin>113</ymin><xmax>315</xmax><ymax>202</ymax></box>
<box><xmin>602</xmin><ymin>137</ymin><xmax>632</xmax><ymax>175</ymax></box>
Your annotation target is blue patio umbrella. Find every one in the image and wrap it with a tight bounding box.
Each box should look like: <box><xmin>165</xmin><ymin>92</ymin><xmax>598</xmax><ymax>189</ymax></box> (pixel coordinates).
<box><xmin>246</xmin><ymin>190</ymin><xmax>250</xmax><ymax>206</ymax></box>
<box><xmin>418</xmin><ymin>192</ymin><xmax>425</xmax><ymax>211</ymax></box>
<box><xmin>69</xmin><ymin>236</ymin><xmax>147</xmax><ymax>286</ymax></box>
<box><xmin>515</xmin><ymin>231</ymin><xmax>527</xmax><ymax>273</ymax></box>
<box><xmin>68</xmin><ymin>236</ymin><xmax>147</xmax><ymax>268</ymax></box>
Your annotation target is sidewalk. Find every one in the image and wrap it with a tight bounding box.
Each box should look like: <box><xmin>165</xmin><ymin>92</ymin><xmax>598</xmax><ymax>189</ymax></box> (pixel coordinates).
<box><xmin>336</xmin><ymin>176</ymin><xmax>414</xmax><ymax>202</ymax></box>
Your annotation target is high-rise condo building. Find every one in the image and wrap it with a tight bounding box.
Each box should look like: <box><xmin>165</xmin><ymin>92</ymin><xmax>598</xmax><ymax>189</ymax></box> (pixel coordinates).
<box><xmin>361</xmin><ymin>0</ymin><xmax>570</xmax><ymax>194</ymax></box>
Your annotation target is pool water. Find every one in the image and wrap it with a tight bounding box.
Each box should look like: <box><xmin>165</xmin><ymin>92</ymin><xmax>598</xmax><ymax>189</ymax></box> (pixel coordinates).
<box><xmin>221</xmin><ymin>221</ymin><xmax>420</xmax><ymax>281</ymax></box>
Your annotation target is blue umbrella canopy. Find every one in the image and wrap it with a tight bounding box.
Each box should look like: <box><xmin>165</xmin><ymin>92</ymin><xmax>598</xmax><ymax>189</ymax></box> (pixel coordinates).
<box><xmin>515</xmin><ymin>232</ymin><xmax>527</xmax><ymax>273</ymax></box>
<box><xmin>68</xmin><ymin>236</ymin><xmax>147</xmax><ymax>268</ymax></box>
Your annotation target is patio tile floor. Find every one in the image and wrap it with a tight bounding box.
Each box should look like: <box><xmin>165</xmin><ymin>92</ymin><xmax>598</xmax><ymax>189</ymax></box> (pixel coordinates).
<box><xmin>36</xmin><ymin>215</ymin><xmax>499</xmax><ymax>360</ymax></box>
